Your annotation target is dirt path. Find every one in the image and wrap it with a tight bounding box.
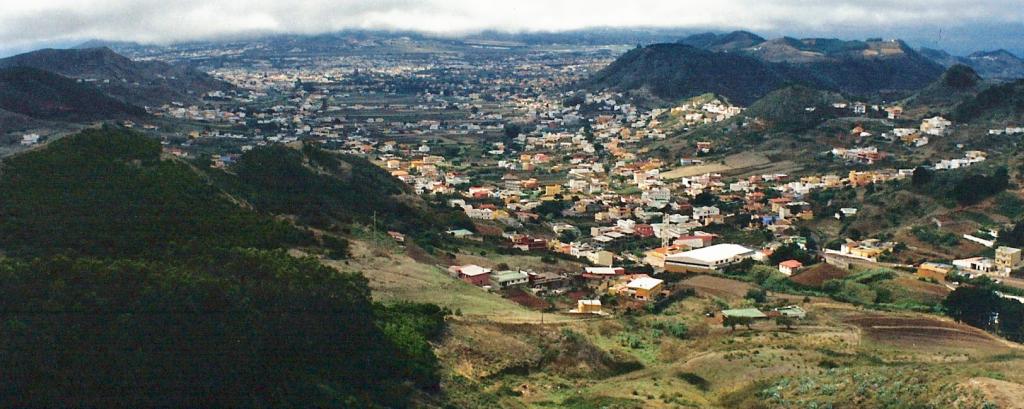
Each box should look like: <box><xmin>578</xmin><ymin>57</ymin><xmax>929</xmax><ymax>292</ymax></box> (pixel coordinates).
<box><xmin>964</xmin><ymin>377</ymin><xmax>1024</xmax><ymax>409</ymax></box>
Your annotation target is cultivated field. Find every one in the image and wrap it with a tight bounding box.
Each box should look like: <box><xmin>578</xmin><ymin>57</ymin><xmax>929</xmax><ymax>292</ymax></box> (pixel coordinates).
<box><xmin>679</xmin><ymin>275</ymin><xmax>756</xmax><ymax>299</ymax></box>
<box><xmin>660</xmin><ymin>151</ymin><xmax>802</xmax><ymax>179</ymax></box>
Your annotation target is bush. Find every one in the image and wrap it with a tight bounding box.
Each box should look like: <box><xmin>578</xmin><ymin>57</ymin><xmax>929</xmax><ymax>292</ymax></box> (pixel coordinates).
<box><xmin>654</xmin><ymin>322</ymin><xmax>689</xmax><ymax>339</ymax></box>
<box><xmin>746</xmin><ymin>288</ymin><xmax>768</xmax><ymax>303</ymax></box>
<box><xmin>321</xmin><ymin>235</ymin><xmax>351</xmax><ymax>259</ymax></box>
<box><xmin>676</xmin><ymin>372</ymin><xmax>711</xmax><ymax>391</ymax></box>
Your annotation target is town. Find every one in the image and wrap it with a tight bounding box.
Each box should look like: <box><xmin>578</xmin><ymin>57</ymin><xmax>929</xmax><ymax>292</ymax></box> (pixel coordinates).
<box><xmin>3</xmin><ymin>23</ymin><xmax>1024</xmax><ymax>409</ymax></box>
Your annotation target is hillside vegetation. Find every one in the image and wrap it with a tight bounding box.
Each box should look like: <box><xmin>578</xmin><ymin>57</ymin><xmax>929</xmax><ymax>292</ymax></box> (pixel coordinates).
<box><xmin>586</xmin><ymin>34</ymin><xmax>944</xmax><ymax>105</ymax></box>
<box><xmin>953</xmin><ymin>78</ymin><xmax>1024</xmax><ymax>123</ymax></box>
<box><xmin>0</xmin><ymin>127</ymin><xmax>451</xmax><ymax>408</ymax></box>
<box><xmin>0</xmin><ymin>66</ymin><xmax>145</xmax><ymax>122</ymax></box>
<box><xmin>0</xmin><ymin>47</ymin><xmax>234</xmax><ymax>106</ymax></box>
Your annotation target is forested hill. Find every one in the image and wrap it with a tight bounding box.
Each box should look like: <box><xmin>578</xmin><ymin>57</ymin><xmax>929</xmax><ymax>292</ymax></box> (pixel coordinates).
<box><xmin>0</xmin><ymin>47</ymin><xmax>234</xmax><ymax>106</ymax></box>
<box><xmin>0</xmin><ymin>126</ymin><xmax>306</xmax><ymax>258</ymax></box>
<box><xmin>0</xmin><ymin>127</ymin><xmax>452</xmax><ymax>407</ymax></box>
<box><xmin>584</xmin><ymin>43</ymin><xmax>793</xmax><ymax>105</ymax></box>
<box><xmin>0</xmin><ymin>66</ymin><xmax>146</xmax><ymax>123</ymax></box>
<box><xmin>585</xmin><ymin>36</ymin><xmax>944</xmax><ymax>105</ymax></box>
<box><xmin>952</xmin><ymin>78</ymin><xmax>1024</xmax><ymax>123</ymax></box>
<box><xmin>211</xmin><ymin>143</ymin><xmax>473</xmax><ymax>241</ymax></box>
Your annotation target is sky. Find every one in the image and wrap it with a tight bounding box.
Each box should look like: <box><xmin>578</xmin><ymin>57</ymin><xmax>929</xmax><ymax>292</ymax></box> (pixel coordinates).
<box><xmin>1</xmin><ymin>0</ymin><xmax>1023</xmax><ymax>56</ymax></box>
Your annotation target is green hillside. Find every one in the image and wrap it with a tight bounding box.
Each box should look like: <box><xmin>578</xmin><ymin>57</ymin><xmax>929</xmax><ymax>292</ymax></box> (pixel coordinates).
<box><xmin>904</xmin><ymin>64</ymin><xmax>983</xmax><ymax>112</ymax></box>
<box><xmin>585</xmin><ymin>44</ymin><xmax>792</xmax><ymax>105</ymax></box>
<box><xmin>0</xmin><ymin>126</ymin><xmax>305</xmax><ymax>258</ymax></box>
<box><xmin>586</xmin><ymin>38</ymin><xmax>944</xmax><ymax>106</ymax></box>
<box><xmin>952</xmin><ymin>78</ymin><xmax>1024</xmax><ymax>123</ymax></box>
<box><xmin>210</xmin><ymin>144</ymin><xmax>473</xmax><ymax>242</ymax></box>
<box><xmin>744</xmin><ymin>85</ymin><xmax>844</xmax><ymax>132</ymax></box>
<box><xmin>0</xmin><ymin>127</ymin><xmax>452</xmax><ymax>407</ymax></box>
<box><xmin>0</xmin><ymin>66</ymin><xmax>145</xmax><ymax>122</ymax></box>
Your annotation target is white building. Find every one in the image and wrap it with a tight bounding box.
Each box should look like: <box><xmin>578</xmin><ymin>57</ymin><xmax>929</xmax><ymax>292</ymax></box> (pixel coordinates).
<box><xmin>920</xmin><ymin>116</ymin><xmax>952</xmax><ymax>136</ymax></box>
<box><xmin>664</xmin><ymin>244</ymin><xmax>755</xmax><ymax>273</ymax></box>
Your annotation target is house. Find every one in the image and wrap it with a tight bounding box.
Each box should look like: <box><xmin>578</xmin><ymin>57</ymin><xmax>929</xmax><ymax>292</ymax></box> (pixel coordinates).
<box><xmin>387</xmin><ymin>231</ymin><xmax>406</xmax><ymax>243</ymax></box>
<box><xmin>674</xmin><ymin>234</ymin><xmax>714</xmax><ymax>249</ymax></box>
<box><xmin>953</xmin><ymin>257</ymin><xmax>1005</xmax><ymax>277</ymax></box>
<box><xmin>584</xmin><ymin>267</ymin><xmax>625</xmax><ymax>277</ymax></box>
<box><xmin>446</xmin><ymin>229</ymin><xmax>475</xmax><ymax>239</ymax></box>
<box><xmin>827</xmin><ymin>239</ymin><xmax>894</xmax><ymax>262</ymax></box>
<box><xmin>721</xmin><ymin>308</ymin><xmax>767</xmax><ymax>319</ymax></box>
<box><xmin>626</xmin><ymin>276</ymin><xmax>665</xmax><ymax>300</ymax></box>
<box><xmin>664</xmin><ymin>244</ymin><xmax>755</xmax><ymax>273</ymax></box>
<box><xmin>572</xmin><ymin>299</ymin><xmax>603</xmax><ymax>314</ymax></box>
<box><xmin>528</xmin><ymin>271</ymin><xmax>569</xmax><ymax>288</ymax></box>
<box><xmin>916</xmin><ymin>262</ymin><xmax>954</xmax><ymax>281</ymax></box>
<box><xmin>996</xmin><ymin>246</ymin><xmax>1022</xmax><ymax>273</ymax></box>
<box><xmin>920</xmin><ymin>116</ymin><xmax>952</xmax><ymax>136</ymax></box>
<box><xmin>778</xmin><ymin>260</ymin><xmax>803</xmax><ymax>276</ymax></box>
<box><xmin>449</xmin><ymin>265</ymin><xmax>492</xmax><ymax>286</ymax></box>
<box><xmin>774</xmin><ymin>305</ymin><xmax>806</xmax><ymax>319</ymax></box>
<box><xmin>588</xmin><ymin>250</ymin><xmax>615</xmax><ymax>267</ymax></box>
<box><xmin>491</xmin><ymin>270</ymin><xmax>530</xmax><ymax>288</ymax></box>
<box><xmin>884</xmin><ymin>106</ymin><xmax>903</xmax><ymax>119</ymax></box>
<box><xmin>20</xmin><ymin>133</ymin><xmax>40</xmax><ymax>145</ymax></box>
<box><xmin>634</xmin><ymin>224</ymin><xmax>655</xmax><ymax>238</ymax></box>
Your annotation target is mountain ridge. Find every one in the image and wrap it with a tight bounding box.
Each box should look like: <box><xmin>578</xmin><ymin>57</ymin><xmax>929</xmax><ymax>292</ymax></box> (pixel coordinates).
<box><xmin>585</xmin><ymin>33</ymin><xmax>944</xmax><ymax>105</ymax></box>
<box><xmin>0</xmin><ymin>47</ymin><xmax>234</xmax><ymax>106</ymax></box>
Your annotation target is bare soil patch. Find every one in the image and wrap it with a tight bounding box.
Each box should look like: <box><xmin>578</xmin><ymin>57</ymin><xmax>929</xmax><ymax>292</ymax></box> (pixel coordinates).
<box><xmin>679</xmin><ymin>275</ymin><xmax>755</xmax><ymax>299</ymax></box>
<box><xmin>789</xmin><ymin>263</ymin><xmax>851</xmax><ymax>288</ymax></box>
<box><xmin>845</xmin><ymin>314</ymin><xmax>1008</xmax><ymax>350</ymax></box>
<box><xmin>504</xmin><ymin>288</ymin><xmax>552</xmax><ymax>310</ymax></box>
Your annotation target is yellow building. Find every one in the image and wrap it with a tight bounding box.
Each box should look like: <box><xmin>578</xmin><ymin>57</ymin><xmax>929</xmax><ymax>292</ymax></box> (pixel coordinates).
<box><xmin>917</xmin><ymin>262</ymin><xmax>954</xmax><ymax>281</ymax></box>
<box><xmin>626</xmin><ymin>276</ymin><xmax>664</xmax><ymax>301</ymax></box>
<box><xmin>575</xmin><ymin>300</ymin><xmax>603</xmax><ymax>314</ymax></box>
<box><xmin>996</xmin><ymin>246</ymin><xmax>1022</xmax><ymax>272</ymax></box>
<box><xmin>544</xmin><ymin>184</ymin><xmax>562</xmax><ymax>197</ymax></box>
<box><xmin>848</xmin><ymin>171</ymin><xmax>873</xmax><ymax>187</ymax></box>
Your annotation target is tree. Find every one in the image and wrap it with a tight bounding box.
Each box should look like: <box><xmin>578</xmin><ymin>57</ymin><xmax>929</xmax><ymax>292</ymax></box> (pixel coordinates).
<box><xmin>768</xmin><ymin>243</ymin><xmax>814</xmax><ymax>265</ymax></box>
<box><xmin>776</xmin><ymin>316</ymin><xmax>795</xmax><ymax>330</ymax></box>
<box><xmin>558</xmin><ymin>230</ymin><xmax>579</xmax><ymax>243</ymax></box>
<box><xmin>692</xmin><ymin>191</ymin><xmax>718</xmax><ymax>207</ymax></box>
<box><xmin>943</xmin><ymin>286</ymin><xmax>1000</xmax><ymax>330</ymax></box>
<box><xmin>745</xmin><ymin>288</ymin><xmax>768</xmax><ymax>303</ymax></box>
<box><xmin>723</xmin><ymin>316</ymin><xmax>753</xmax><ymax>331</ymax></box>
<box><xmin>911</xmin><ymin>166</ymin><xmax>933</xmax><ymax>187</ymax></box>
<box><xmin>503</xmin><ymin>123</ymin><xmax>522</xmax><ymax>142</ymax></box>
<box><xmin>952</xmin><ymin>167</ymin><xmax>1010</xmax><ymax>205</ymax></box>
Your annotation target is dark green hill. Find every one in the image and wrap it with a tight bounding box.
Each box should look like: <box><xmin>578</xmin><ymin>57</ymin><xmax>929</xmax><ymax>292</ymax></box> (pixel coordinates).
<box><xmin>588</xmin><ymin>38</ymin><xmax>943</xmax><ymax>105</ymax></box>
<box><xmin>0</xmin><ymin>66</ymin><xmax>145</xmax><ymax>122</ymax></box>
<box><xmin>791</xmin><ymin>41</ymin><xmax>944</xmax><ymax>97</ymax></box>
<box><xmin>0</xmin><ymin>126</ymin><xmax>305</xmax><ymax>258</ymax></box>
<box><xmin>0</xmin><ymin>126</ymin><xmax>451</xmax><ymax>408</ymax></box>
<box><xmin>584</xmin><ymin>43</ymin><xmax>793</xmax><ymax>105</ymax></box>
<box><xmin>211</xmin><ymin>144</ymin><xmax>473</xmax><ymax>241</ymax></box>
<box><xmin>678</xmin><ymin>30</ymin><xmax>765</xmax><ymax>52</ymax></box>
<box><xmin>905</xmin><ymin>64</ymin><xmax>983</xmax><ymax>111</ymax></box>
<box><xmin>744</xmin><ymin>85</ymin><xmax>845</xmax><ymax>132</ymax></box>
<box><xmin>0</xmin><ymin>47</ymin><xmax>234</xmax><ymax>106</ymax></box>
<box><xmin>952</xmin><ymin>78</ymin><xmax>1024</xmax><ymax>123</ymax></box>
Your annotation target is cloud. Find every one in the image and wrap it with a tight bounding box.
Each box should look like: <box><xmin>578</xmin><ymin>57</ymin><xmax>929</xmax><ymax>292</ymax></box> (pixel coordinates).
<box><xmin>0</xmin><ymin>0</ymin><xmax>1022</xmax><ymax>53</ymax></box>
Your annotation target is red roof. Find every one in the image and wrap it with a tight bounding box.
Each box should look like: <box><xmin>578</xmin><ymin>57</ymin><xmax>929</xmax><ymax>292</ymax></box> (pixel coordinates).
<box><xmin>779</xmin><ymin>260</ymin><xmax>803</xmax><ymax>268</ymax></box>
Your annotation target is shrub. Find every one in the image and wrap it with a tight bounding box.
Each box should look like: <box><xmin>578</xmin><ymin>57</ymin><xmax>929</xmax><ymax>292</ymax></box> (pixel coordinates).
<box><xmin>676</xmin><ymin>372</ymin><xmax>711</xmax><ymax>391</ymax></box>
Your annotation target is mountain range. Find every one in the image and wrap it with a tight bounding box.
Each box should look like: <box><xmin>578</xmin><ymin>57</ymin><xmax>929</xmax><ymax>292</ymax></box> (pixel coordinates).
<box><xmin>0</xmin><ymin>47</ymin><xmax>234</xmax><ymax>107</ymax></box>
<box><xmin>585</xmin><ymin>32</ymin><xmax>946</xmax><ymax>105</ymax></box>
<box><xmin>918</xmin><ymin>47</ymin><xmax>1024</xmax><ymax>81</ymax></box>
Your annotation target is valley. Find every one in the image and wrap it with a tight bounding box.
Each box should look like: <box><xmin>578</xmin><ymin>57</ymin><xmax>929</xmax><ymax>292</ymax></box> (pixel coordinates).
<box><xmin>3</xmin><ymin>27</ymin><xmax>1024</xmax><ymax>408</ymax></box>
